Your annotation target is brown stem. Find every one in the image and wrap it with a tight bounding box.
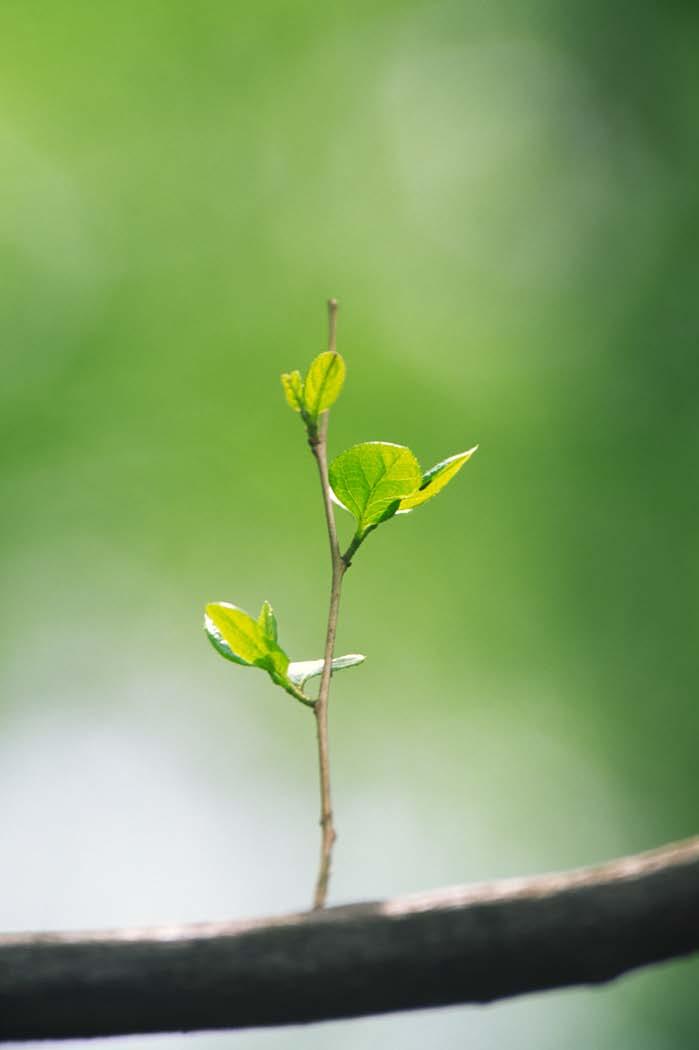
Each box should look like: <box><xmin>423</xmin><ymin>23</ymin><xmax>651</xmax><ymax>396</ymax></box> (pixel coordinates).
<box><xmin>308</xmin><ymin>298</ymin><xmax>344</xmax><ymax>909</ymax></box>
<box><xmin>310</xmin><ymin>546</ymin><xmax>344</xmax><ymax>909</ymax></box>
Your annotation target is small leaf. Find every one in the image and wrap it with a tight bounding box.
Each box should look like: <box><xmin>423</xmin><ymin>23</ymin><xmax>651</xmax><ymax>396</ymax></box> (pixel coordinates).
<box><xmin>281</xmin><ymin>370</ymin><xmax>304</xmax><ymax>413</ymax></box>
<box><xmin>288</xmin><ymin>653</ymin><xmax>366</xmax><ymax>689</ymax></box>
<box><xmin>257</xmin><ymin>599</ymin><xmax>278</xmax><ymax>643</ymax></box>
<box><xmin>398</xmin><ymin>446</ymin><xmax>478</xmax><ymax>512</ymax></box>
<box><xmin>329</xmin><ymin>442</ymin><xmax>421</xmax><ymax>537</ymax></box>
<box><xmin>303</xmin><ymin>351</ymin><xmax>346</xmax><ymax>418</ymax></box>
<box><xmin>205</xmin><ymin>602</ymin><xmax>288</xmax><ymax>680</ymax></box>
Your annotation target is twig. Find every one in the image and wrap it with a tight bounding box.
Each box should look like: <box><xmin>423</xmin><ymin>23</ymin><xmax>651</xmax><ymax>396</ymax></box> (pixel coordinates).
<box><xmin>2</xmin><ymin>835</ymin><xmax>698</xmax><ymax>1042</ymax></box>
<box><xmin>308</xmin><ymin>297</ymin><xmax>345</xmax><ymax>909</ymax></box>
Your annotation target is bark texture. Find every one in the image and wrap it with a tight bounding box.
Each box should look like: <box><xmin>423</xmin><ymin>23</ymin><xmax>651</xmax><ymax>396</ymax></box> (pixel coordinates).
<box><xmin>2</xmin><ymin>836</ymin><xmax>698</xmax><ymax>1041</ymax></box>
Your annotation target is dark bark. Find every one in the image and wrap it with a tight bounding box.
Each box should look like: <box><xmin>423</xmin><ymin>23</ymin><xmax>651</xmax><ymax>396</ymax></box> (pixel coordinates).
<box><xmin>1</xmin><ymin>836</ymin><xmax>698</xmax><ymax>1042</ymax></box>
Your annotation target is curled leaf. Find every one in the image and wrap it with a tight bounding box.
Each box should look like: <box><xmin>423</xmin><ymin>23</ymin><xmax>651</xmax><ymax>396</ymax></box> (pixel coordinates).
<box><xmin>398</xmin><ymin>446</ymin><xmax>478</xmax><ymax>512</ymax></box>
<box><xmin>288</xmin><ymin>653</ymin><xmax>366</xmax><ymax>690</ymax></box>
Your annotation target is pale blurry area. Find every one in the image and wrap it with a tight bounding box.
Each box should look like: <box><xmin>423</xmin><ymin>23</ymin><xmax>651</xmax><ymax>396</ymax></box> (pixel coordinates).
<box><xmin>1</xmin><ymin>2</ymin><xmax>697</xmax><ymax>1048</ymax></box>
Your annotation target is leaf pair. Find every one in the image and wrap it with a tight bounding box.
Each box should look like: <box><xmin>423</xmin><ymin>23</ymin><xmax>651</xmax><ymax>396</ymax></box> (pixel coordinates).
<box><xmin>329</xmin><ymin>442</ymin><xmax>478</xmax><ymax>548</ymax></box>
<box><xmin>281</xmin><ymin>351</ymin><xmax>346</xmax><ymax>437</ymax></box>
<box><xmin>205</xmin><ymin>600</ymin><xmax>364</xmax><ymax>705</ymax></box>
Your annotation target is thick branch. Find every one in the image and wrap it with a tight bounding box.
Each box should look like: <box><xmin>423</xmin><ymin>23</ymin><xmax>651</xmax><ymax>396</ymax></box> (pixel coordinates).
<box><xmin>2</xmin><ymin>835</ymin><xmax>699</xmax><ymax>1042</ymax></box>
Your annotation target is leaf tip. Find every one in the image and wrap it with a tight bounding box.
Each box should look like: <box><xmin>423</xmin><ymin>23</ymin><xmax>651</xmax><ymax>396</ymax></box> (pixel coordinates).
<box><xmin>257</xmin><ymin>599</ymin><xmax>278</xmax><ymax>642</ymax></box>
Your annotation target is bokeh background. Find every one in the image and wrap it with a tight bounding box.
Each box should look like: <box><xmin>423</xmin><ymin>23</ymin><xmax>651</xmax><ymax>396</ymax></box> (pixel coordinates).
<box><xmin>2</xmin><ymin>2</ymin><xmax>698</xmax><ymax>1047</ymax></box>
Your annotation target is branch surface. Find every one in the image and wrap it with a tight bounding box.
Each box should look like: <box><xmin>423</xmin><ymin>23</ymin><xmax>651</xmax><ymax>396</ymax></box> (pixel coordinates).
<box><xmin>2</xmin><ymin>836</ymin><xmax>699</xmax><ymax>1042</ymax></box>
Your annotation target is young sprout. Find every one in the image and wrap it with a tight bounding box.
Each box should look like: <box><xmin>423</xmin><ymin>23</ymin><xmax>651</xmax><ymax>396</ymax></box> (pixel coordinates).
<box><xmin>205</xmin><ymin>300</ymin><xmax>477</xmax><ymax>908</ymax></box>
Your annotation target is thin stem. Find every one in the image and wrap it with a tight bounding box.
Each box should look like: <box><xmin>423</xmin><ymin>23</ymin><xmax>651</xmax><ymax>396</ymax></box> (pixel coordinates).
<box><xmin>327</xmin><ymin>296</ymin><xmax>338</xmax><ymax>354</ymax></box>
<box><xmin>308</xmin><ymin>298</ymin><xmax>344</xmax><ymax>910</ymax></box>
<box><xmin>311</xmin><ymin>547</ymin><xmax>344</xmax><ymax>909</ymax></box>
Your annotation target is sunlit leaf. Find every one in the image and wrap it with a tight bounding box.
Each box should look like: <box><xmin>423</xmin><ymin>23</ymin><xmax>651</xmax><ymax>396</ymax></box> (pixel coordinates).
<box><xmin>329</xmin><ymin>442</ymin><xmax>421</xmax><ymax>536</ymax></box>
<box><xmin>281</xmin><ymin>370</ymin><xmax>304</xmax><ymax>413</ymax></box>
<box><xmin>398</xmin><ymin>446</ymin><xmax>478</xmax><ymax>512</ymax></box>
<box><xmin>205</xmin><ymin>602</ymin><xmax>288</xmax><ymax>680</ymax></box>
<box><xmin>303</xmin><ymin>351</ymin><xmax>346</xmax><ymax>417</ymax></box>
<box><xmin>257</xmin><ymin>599</ymin><xmax>278</xmax><ymax>642</ymax></box>
<box><xmin>287</xmin><ymin>653</ymin><xmax>365</xmax><ymax>689</ymax></box>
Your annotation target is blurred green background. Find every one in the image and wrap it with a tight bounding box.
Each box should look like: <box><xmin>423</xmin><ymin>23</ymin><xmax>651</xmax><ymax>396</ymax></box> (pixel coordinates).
<box><xmin>1</xmin><ymin>1</ymin><xmax>698</xmax><ymax>1047</ymax></box>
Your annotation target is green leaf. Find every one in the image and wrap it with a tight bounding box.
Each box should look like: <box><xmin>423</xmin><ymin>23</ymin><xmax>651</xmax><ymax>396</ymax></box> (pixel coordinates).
<box><xmin>398</xmin><ymin>446</ymin><xmax>478</xmax><ymax>512</ymax></box>
<box><xmin>205</xmin><ymin>602</ymin><xmax>288</xmax><ymax>680</ymax></box>
<box><xmin>287</xmin><ymin>653</ymin><xmax>366</xmax><ymax>690</ymax></box>
<box><xmin>329</xmin><ymin>442</ymin><xmax>421</xmax><ymax>537</ymax></box>
<box><xmin>281</xmin><ymin>370</ymin><xmax>304</xmax><ymax>413</ymax></box>
<box><xmin>205</xmin><ymin>602</ymin><xmax>366</xmax><ymax>706</ymax></box>
<box><xmin>303</xmin><ymin>351</ymin><xmax>346</xmax><ymax>418</ymax></box>
<box><xmin>257</xmin><ymin>599</ymin><xmax>278</xmax><ymax>643</ymax></box>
